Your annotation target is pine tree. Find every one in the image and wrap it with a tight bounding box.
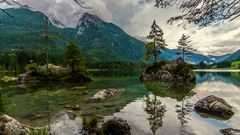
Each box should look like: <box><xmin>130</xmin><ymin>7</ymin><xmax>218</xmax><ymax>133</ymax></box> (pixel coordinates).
<box><xmin>177</xmin><ymin>34</ymin><xmax>195</xmax><ymax>61</ymax></box>
<box><xmin>65</xmin><ymin>41</ymin><xmax>85</xmax><ymax>73</ymax></box>
<box><xmin>146</xmin><ymin>20</ymin><xmax>167</xmax><ymax>63</ymax></box>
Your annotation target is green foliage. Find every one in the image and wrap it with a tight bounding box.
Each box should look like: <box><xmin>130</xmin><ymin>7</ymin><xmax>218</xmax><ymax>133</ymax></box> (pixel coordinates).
<box><xmin>0</xmin><ymin>8</ymin><xmax>145</xmax><ymax>63</ymax></box>
<box><xmin>81</xmin><ymin>116</ymin><xmax>102</xmax><ymax>134</ymax></box>
<box><xmin>25</xmin><ymin>63</ymin><xmax>40</xmax><ymax>73</ymax></box>
<box><xmin>146</xmin><ymin>20</ymin><xmax>167</xmax><ymax>62</ymax></box>
<box><xmin>30</xmin><ymin>127</ymin><xmax>49</xmax><ymax>135</ymax></box>
<box><xmin>231</xmin><ymin>61</ymin><xmax>240</xmax><ymax>69</ymax></box>
<box><xmin>145</xmin><ymin>42</ymin><xmax>155</xmax><ymax>61</ymax></box>
<box><xmin>217</xmin><ymin>61</ymin><xmax>231</xmax><ymax>68</ymax></box>
<box><xmin>0</xmin><ymin>87</ymin><xmax>14</xmax><ymax>114</ymax></box>
<box><xmin>64</xmin><ymin>42</ymin><xmax>86</xmax><ymax>73</ymax></box>
<box><xmin>177</xmin><ymin>34</ymin><xmax>195</xmax><ymax>61</ymax></box>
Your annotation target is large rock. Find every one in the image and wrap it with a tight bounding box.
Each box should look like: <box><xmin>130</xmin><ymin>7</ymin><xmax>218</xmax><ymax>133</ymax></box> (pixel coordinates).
<box><xmin>140</xmin><ymin>58</ymin><xmax>195</xmax><ymax>82</ymax></box>
<box><xmin>102</xmin><ymin>117</ymin><xmax>131</xmax><ymax>135</ymax></box>
<box><xmin>18</xmin><ymin>64</ymin><xmax>92</xmax><ymax>83</ymax></box>
<box><xmin>194</xmin><ymin>95</ymin><xmax>234</xmax><ymax>119</ymax></box>
<box><xmin>90</xmin><ymin>88</ymin><xmax>124</xmax><ymax>101</ymax></box>
<box><xmin>220</xmin><ymin>128</ymin><xmax>240</xmax><ymax>135</ymax></box>
<box><xmin>0</xmin><ymin>115</ymin><xmax>44</xmax><ymax>135</ymax></box>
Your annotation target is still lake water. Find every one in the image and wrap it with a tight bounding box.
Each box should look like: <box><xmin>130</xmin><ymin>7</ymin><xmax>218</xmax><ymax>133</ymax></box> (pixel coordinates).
<box><xmin>0</xmin><ymin>71</ymin><xmax>240</xmax><ymax>135</ymax></box>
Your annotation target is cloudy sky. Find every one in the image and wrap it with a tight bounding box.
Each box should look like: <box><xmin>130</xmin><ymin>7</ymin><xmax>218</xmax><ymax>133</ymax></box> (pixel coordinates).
<box><xmin>2</xmin><ymin>0</ymin><xmax>240</xmax><ymax>55</ymax></box>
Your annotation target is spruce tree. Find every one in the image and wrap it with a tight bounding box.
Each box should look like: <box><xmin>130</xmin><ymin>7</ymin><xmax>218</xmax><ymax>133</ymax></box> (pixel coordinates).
<box><xmin>146</xmin><ymin>20</ymin><xmax>167</xmax><ymax>63</ymax></box>
<box><xmin>177</xmin><ymin>34</ymin><xmax>195</xmax><ymax>61</ymax></box>
<box><xmin>65</xmin><ymin>41</ymin><xmax>85</xmax><ymax>73</ymax></box>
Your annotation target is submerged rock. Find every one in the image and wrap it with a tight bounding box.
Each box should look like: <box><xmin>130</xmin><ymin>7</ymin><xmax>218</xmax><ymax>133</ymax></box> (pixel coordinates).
<box><xmin>140</xmin><ymin>58</ymin><xmax>195</xmax><ymax>82</ymax></box>
<box><xmin>18</xmin><ymin>64</ymin><xmax>92</xmax><ymax>83</ymax></box>
<box><xmin>0</xmin><ymin>115</ymin><xmax>46</xmax><ymax>135</ymax></box>
<box><xmin>220</xmin><ymin>128</ymin><xmax>240</xmax><ymax>135</ymax></box>
<box><xmin>102</xmin><ymin>117</ymin><xmax>131</xmax><ymax>135</ymax></box>
<box><xmin>90</xmin><ymin>88</ymin><xmax>124</xmax><ymax>101</ymax></box>
<box><xmin>194</xmin><ymin>95</ymin><xmax>234</xmax><ymax>119</ymax></box>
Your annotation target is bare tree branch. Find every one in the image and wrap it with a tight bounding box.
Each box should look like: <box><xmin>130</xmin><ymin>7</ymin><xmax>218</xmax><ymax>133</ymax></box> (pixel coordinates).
<box><xmin>155</xmin><ymin>0</ymin><xmax>240</xmax><ymax>26</ymax></box>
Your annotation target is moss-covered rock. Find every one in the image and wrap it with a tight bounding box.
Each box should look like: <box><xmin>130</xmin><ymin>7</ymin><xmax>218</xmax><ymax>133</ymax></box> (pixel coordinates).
<box><xmin>18</xmin><ymin>64</ymin><xmax>92</xmax><ymax>83</ymax></box>
<box><xmin>140</xmin><ymin>58</ymin><xmax>196</xmax><ymax>82</ymax></box>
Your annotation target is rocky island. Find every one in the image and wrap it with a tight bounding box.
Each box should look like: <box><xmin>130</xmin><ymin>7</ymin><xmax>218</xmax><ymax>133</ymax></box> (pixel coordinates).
<box><xmin>140</xmin><ymin>58</ymin><xmax>196</xmax><ymax>82</ymax></box>
<box><xmin>18</xmin><ymin>64</ymin><xmax>92</xmax><ymax>83</ymax></box>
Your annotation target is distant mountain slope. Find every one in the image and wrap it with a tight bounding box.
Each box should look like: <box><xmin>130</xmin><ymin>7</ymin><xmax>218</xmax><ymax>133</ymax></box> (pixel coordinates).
<box><xmin>158</xmin><ymin>49</ymin><xmax>213</xmax><ymax>64</ymax></box>
<box><xmin>222</xmin><ymin>50</ymin><xmax>240</xmax><ymax>62</ymax></box>
<box><xmin>209</xmin><ymin>53</ymin><xmax>231</xmax><ymax>63</ymax></box>
<box><xmin>0</xmin><ymin>8</ymin><xmax>145</xmax><ymax>62</ymax></box>
<box><xmin>0</xmin><ymin>8</ymin><xmax>238</xmax><ymax>64</ymax></box>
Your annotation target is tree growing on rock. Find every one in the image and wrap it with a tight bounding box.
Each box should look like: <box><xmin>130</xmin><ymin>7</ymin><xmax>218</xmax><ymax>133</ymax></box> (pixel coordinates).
<box><xmin>64</xmin><ymin>41</ymin><xmax>86</xmax><ymax>73</ymax></box>
<box><xmin>177</xmin><ymin>34</ymin><xmax>195</xmax><ymax>61</ymax></box>
<box><xmin>146</xmin><ymin>20</ymin><xmax>167</xmax><ymax>63</ymax></box>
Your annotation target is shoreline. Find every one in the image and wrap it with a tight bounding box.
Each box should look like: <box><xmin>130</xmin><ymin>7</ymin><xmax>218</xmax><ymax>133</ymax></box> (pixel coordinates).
<box><xmin>194</xmin><ymin>69</ymin><xmax>240</xmax><ymax>72</ymax></box>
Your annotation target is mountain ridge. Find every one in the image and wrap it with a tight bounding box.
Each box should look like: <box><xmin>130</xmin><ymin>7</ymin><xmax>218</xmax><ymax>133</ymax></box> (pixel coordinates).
<box><xmin>0</xmin><ymin>8</ymin><xmax>239</xmax><ymax>64</ymax></box>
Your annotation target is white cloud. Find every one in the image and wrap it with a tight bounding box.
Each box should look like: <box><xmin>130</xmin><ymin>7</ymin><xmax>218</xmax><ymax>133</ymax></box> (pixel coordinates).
<box><xmin>3</xmin><ymin>0</ymin><xmax>240</xmax><ymax>55</ymax></box>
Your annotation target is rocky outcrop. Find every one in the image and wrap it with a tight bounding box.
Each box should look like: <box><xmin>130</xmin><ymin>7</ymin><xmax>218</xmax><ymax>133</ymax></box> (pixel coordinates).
<box><xmin>194</xmin><ymin>95</ymin><xmax>234</xmax><ymax>119</ymax></box>
<box><xmin>18</xmin><ymin>64</ymin><xmax>92</xmax><ymax>83</ymax></box>
<box><xmin>0</xmin><ymin>115</ymin><xmax>46</xmax><ymax>135</ymax></box>
<box><xmin>90</xmin><ymin>88</ymin><xmax>124</xmax><ymax>101</ymax></box>
<box><xmin>140</xmin><ymin>58</ymin><xmax>195</xmax><ymax>82</ymax></box>
<box><xmin>220</xmin><ymin>128</ymin><xmax>240</xmax><ymax>135</ymax></box>
<box><xmin>102</xmin><ymin>117</ymin><xmax>131</xmax><ymax>135</ymax></box>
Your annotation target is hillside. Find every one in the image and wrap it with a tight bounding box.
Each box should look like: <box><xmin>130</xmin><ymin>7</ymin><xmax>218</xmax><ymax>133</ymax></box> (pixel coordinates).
<box><xmin>0</xmin><ymin>8</ymin><xmax>145</xmax><ymax>62</ymax></box>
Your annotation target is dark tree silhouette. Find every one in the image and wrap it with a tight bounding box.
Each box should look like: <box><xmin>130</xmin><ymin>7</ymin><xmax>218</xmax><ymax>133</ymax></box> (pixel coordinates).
<box><xmin>146</xmin><ymin>20</ymin><xmax>167</xmax><ymax>63</ymax></box>
<box><xmin>143</xmin><ymin>94</ymin><xmax>166</xmax><ymax>134</ymax></box>
<box><xmin>154</xmin><ymin>0</ymin><xmax>240</xmax><ymax>26</ymax></box>
<box><xmin>177</xmin><ymin>34</ymin><xmax>195</xmax><ymax>61</ymax></box>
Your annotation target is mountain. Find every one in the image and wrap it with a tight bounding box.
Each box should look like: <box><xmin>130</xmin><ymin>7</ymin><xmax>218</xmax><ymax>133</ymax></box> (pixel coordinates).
<box><xmin>0</xmin><ymin>8</ymin><xmax>145</xmax><ymax>62</ymax></box>
<box><xmin>0</xmin><ymin>8</ymin><xmax>239</xmax><ymax>64</ymax></box>
<box><xmin>222</xmin><ymin>49</ymin><xmax>240</xmax><ymax>62</ymax></box>
<box><xmin>158</xmin><ymin>49</ymin><xmax>213</xmax><ymax>64</ymax></box>
<box><xmin>208</xmin><ymin>53</ymin><xmax>231</xmax><ymax>63</ymax></box>
<box><xmin>75</xmin><ymin>13</ymin><xmax>145</xmax><ymax>61</ymax></box>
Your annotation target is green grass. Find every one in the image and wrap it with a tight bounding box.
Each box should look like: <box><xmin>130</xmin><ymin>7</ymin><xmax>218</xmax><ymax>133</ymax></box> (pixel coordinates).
<box><xmin>231</xmin><ymin>61</ymin><xmax>240</xmax><ymax>69</ymax></box>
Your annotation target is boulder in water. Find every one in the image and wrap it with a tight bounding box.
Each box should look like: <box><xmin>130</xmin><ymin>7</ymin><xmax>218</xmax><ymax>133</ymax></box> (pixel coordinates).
<box><xmin>102</xmin><ymin>117</ymin><xmax>131</xmax><ymax>135</ymax></box>
<box><xmin>90</xmin><ymin>88</ymin><xmax>124</xmax><ymax>101</ymax></box>
<box><xmin>194</xmin><ymin>95</ymin><xmax>234</xmax><ymax>119</ymax></box>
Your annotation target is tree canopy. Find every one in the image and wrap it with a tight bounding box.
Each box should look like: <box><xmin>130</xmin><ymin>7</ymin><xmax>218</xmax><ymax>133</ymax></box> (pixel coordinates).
<box><xmin>177</xmin><ymin>34</ymin><xmax>195</xmax><ymax>61</ymax></box>
<box><xmin>146</xmin><ymin>20</ymin><xmax>167</xmax><ymax>62</ymax></box>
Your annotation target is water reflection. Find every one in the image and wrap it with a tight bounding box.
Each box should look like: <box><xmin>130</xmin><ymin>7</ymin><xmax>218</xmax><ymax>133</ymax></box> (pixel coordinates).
<box><xmin>143</xmin><ymin>94</ymin><xmax>166</xmax><ymax>134</ymax></box>
<box><xmin>0</xmin><ymin>72</ymin><xmax>240</xmax><ymax>135</ymax></box>
<box><xmin>144</xmin><ymin>82</ymin><xmax>196</xmax><ymax>127</ymax></box>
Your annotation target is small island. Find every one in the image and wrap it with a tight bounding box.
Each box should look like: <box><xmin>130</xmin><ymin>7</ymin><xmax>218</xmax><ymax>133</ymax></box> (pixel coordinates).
<box><xmin>140</xmin><ymin>21</ymin><xmax>196</xmax><ymax>83</ymax></box>
<box><xmin>18</xmin><ymin>42</ymin><xmax>92</xmax><ymax>83</ymax></box>
<box><xmin>140</xmin><ymin>58</ymin><xmax>196</xmax><ymax>82</ymax></box>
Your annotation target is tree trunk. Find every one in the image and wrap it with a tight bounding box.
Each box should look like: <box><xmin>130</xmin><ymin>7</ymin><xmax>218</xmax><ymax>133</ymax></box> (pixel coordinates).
<box><xmin>45</xmin><ymin>19</ymin><xmax>49</xmax><ymax>71</ymax></box>
<box><xmin>154</xmin><ymin>38</ymin><xmax>157</xmax><ymax>63</ymax></box>
<box><xmin>182</xmin><ymin>49</ymin><xmax>185</xmax><ymax>61</ymax></box>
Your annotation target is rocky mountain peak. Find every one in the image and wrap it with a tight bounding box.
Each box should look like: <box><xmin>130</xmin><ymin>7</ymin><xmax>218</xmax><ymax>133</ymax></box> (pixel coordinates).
<box><xmin>76</xmin><ymin>12</ymin><xmax>104</xmax><ymax>35</ymax></box>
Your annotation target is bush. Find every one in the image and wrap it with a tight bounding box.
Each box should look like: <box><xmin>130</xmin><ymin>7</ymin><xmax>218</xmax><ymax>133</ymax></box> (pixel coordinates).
<box><xmin>25</xmin><ymin>63</ymin><xmax>40</xmax><ymax>73</ymax></box>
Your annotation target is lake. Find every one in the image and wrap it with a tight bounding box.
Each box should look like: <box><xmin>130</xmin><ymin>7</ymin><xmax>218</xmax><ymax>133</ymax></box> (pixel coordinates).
<box><xmin>0</xmin><ymin>71</ymin><xmax>240</xmax><ymax>135</ymax></box>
